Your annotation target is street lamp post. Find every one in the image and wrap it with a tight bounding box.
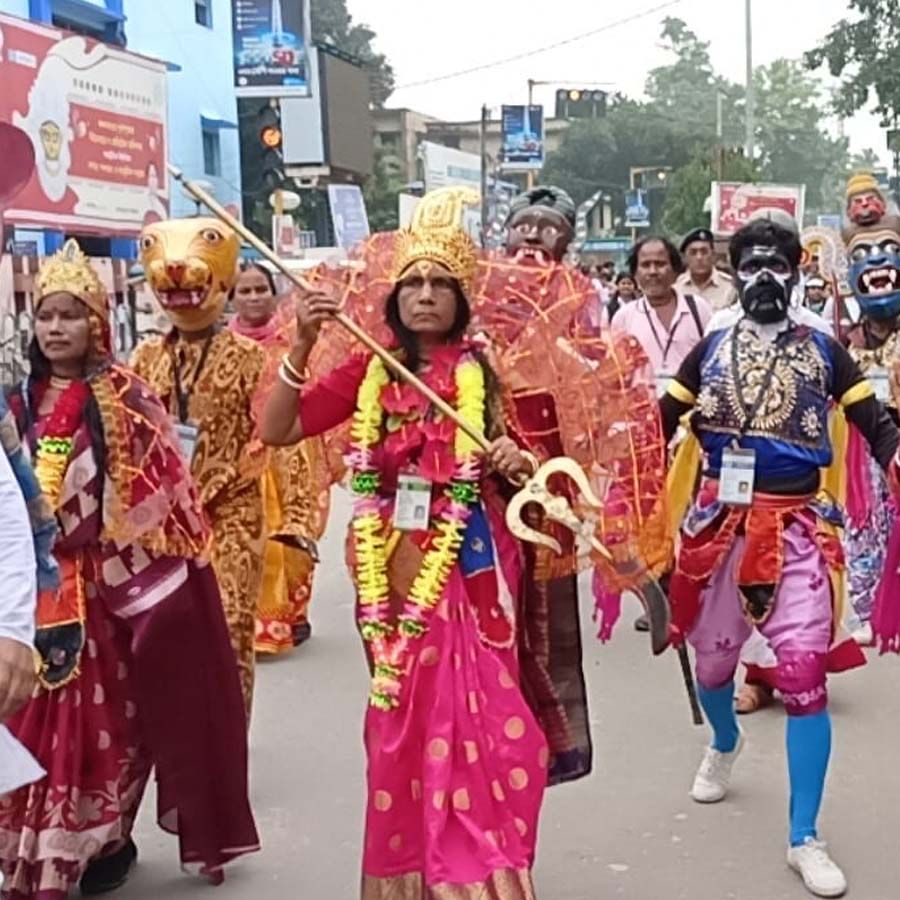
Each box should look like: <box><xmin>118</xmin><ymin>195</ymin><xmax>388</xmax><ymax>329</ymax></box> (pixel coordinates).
<box><xmin>745</xmin><ymin>0</ymin><xmax>755</xmax><ymax>160</ymax></box>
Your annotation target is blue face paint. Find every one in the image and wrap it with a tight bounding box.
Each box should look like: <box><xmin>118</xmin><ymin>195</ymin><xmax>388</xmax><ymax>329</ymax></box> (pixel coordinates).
<box><xmin>848</xmin><ymin>229</ymin><xmax>900</xmax><ymax>320</ymax></box>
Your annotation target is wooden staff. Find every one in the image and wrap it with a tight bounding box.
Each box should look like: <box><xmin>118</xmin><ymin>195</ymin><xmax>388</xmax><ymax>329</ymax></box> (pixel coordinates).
<box><xmin>168</xmin><ymin>165</ymin><xmax>492</xmax><ymax>452</ymax></box>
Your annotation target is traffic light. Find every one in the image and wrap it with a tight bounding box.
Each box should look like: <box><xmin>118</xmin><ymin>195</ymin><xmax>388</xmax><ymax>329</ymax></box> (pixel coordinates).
<box><xmin>555</xmin><ymin>88</ymin><xmax>607</xmax><ymax>120</ymax></box>
<box><xmin>238</xmin><ymin>98</ymin><xmax>286</xmax><ymax>195</ymax></box>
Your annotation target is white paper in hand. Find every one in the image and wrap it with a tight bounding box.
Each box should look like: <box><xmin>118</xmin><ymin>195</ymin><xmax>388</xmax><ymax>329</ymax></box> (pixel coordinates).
<box><xmin>0</xmin><ymin>725</ymin><xmax>44</xmax><ymax>794</ymax></box>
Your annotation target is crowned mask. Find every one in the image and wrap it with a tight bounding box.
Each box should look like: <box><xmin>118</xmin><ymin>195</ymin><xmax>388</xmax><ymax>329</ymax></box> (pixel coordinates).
<box><xmin>391</xmin><ymin>187</ymin><xmax>480</xmax><ymax>294</ymax></box>
<box><xmin>139</xmin><ymin>217</ymin><xmax>240</xmax><ymax>332</ymax></box>
<box><xmin>846</xmin><ymin>219</ymin><xmax>900</xmax><ymax>321</ymax></box>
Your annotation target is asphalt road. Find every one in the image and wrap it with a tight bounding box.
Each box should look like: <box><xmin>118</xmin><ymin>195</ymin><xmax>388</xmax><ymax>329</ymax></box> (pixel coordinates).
<box><xmin>128</xmin><ymin>488</ymin><xmax>900</xmax><ymax>900</ymax></box>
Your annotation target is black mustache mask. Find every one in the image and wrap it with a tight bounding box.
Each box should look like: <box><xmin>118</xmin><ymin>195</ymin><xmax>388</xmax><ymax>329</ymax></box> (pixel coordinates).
<box><xmin>740</xmin><ymin>271</ymin><xmax>791</xmax><ymax>324</ymax></box>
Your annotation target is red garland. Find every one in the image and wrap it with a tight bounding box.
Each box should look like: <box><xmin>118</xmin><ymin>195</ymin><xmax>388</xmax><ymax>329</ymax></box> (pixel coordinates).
<box><xmin>37</xmin><ymin>379</ymin><xmax>91</xmax><ymax>439</ymax></box>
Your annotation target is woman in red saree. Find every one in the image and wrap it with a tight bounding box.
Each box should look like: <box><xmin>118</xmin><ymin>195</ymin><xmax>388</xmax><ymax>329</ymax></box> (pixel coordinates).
<box><xmin>0</xmin><ymin>240</ymin><xmax>258</xmax><ymax>898</ymax></box>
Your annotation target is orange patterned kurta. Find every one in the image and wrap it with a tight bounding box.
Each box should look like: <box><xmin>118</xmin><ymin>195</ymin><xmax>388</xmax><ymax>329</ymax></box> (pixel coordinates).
<box><xmin>131</xmin><ymin>329</ymin><xmax>267</xmax><ymax>711</ymax></box>
<box><xmin>233</xmin><ymin>316</ymin><xmax>331</xmax><ymax>655</ymax></box>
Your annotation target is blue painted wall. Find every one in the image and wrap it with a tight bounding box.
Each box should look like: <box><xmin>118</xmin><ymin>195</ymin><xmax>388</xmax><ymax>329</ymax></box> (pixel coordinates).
<box><xmin>1</xmin><ymin>0</ymin><xmax>240</xmax><ymax>223</ymax></box>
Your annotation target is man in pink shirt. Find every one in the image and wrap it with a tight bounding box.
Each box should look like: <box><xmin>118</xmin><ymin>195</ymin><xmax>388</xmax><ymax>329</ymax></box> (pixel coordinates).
<box><xmin>611</xmin><ymin>236</ymin><xmax>713</xmax><ymax>378</ymax></box>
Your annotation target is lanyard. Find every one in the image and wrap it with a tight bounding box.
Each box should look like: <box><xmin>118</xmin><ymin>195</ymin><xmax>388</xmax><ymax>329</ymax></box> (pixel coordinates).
<box><xmin>729</xmin><ymin>324</ymin><xmax>793</xmax><ymax>438</ymax></box>
<box><xmin>170</xmin><ymin>333</ymin><xmax>215</xmax><ymax>424</ymax></box>
<box><xmin>641</xmin><ymin>299</ymin><xmax>683</xmax><ymax>366</ymax></box>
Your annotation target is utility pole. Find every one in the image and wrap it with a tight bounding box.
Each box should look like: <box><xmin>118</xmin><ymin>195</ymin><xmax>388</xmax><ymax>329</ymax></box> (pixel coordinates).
<box><xmin>715</xmin><ymin>90</ymin><xmax>725</xmax><ymax>182</ymax></box>
<box><xmin>744</xmin><ymin>0</ymin><xmax>755</xmax><ymax>160</ymax></box>
<box><xmin>480</xmin><ymin>104</ymin><xmax>489</xmax><ymax>239</ymax></box>
<box><xmin>526</xmin><ymin>79</ymin><xmax>536</xmax><ymax>190</ymax></box>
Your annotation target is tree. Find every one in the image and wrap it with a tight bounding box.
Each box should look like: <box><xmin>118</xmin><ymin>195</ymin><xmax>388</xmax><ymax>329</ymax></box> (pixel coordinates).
<box><xmin>365</xmin><ymin>144</ymin><xmax>405</xmax><ymax>232</ymax></box>
<box><xmin>662</xmin><ymin>151</ymin><xmax>758</xmax><ymax>236</ymax></box>
<box><xmin>752</xmin><ymin>59</ymin><xmax>850</xmax><ymax>217</ymax></box>
<box><xmin>805</xmin><ymin>0</ymin><xmax>900</xmax><ymax>126</ymax></box>
<box><xmin>542</xmin><ymin>17</ymin><xmax>853</xmax><ymax>233</ymax></box>
<box><xmin>310</xmin><ymin>0</ymin><xmax>395</xmax><ymax>106</ymax></box>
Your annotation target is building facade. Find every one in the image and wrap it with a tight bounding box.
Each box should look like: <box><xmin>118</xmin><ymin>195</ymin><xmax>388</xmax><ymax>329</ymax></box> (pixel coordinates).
<box><xmin>0</xmin><ymin>0</ymin><xmax>241</xmax><ymax>237</ymax></box>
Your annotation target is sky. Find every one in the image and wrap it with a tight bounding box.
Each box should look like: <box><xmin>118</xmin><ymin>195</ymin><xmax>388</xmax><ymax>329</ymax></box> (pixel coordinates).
<box><xmin>346</xmin><ymin>0</ymin><xmax>888</xmax><ymax>168</ymax></box>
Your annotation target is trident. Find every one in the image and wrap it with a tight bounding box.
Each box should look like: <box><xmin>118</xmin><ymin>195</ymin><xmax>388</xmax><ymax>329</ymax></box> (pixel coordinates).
<box><xmin>167</xmin><ymin>168</ymin><xmax>682</xmax><ymax>671</ymax></box>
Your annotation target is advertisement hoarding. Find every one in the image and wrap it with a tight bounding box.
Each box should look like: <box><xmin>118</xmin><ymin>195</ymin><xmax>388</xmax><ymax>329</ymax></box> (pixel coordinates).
<box><xmin>327</xmin><ymin>184</ymin><xmax>370</xmax><ymax>249</ymax></box>
<box><xmin>420</xmin><ymin>141</ymin><xmax>482</xmax><ymax>193</ymax></box>
<box><xmin>711</xmin><ymin>182</ymin><xmax>806</xmax><ymax>235</ymax></box>
<box><xmin>624</xmin><ymin>189</ymin><xmax>650</xmax><ymax>228</ymax></box>
<box><xmin>0</xmin><ymin>13</ymin><xmax>168</xmax><ymax>236</ymax></box>
<box><xmin>500</xmin><ymin>105</ymin><xmax>544</xmax><ymax>171</ymax></box>
<box><xmin>232</xmin><ymin>0</ymin><xmax>311</xmax><ymax>96</ymax></box>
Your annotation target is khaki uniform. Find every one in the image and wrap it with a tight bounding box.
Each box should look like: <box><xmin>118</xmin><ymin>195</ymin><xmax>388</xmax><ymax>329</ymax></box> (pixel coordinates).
<box><xmin>677</xmin><ymin>269</ymin><xmax>737</xmax><ymax>311</ymax></box>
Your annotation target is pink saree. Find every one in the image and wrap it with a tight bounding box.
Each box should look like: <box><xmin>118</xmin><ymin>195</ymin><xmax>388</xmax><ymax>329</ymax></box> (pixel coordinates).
<box><xmin>302</xmin><ymin>354</ymin><xmax>547</xmax><ymax>899</ymax></box>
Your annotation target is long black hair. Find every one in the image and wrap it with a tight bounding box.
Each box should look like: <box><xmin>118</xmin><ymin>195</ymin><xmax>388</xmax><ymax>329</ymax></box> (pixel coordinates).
<box><xmin>383</xmin><ymin>278</ymin><xmax>503</xmax><ymax>439</ymax></box>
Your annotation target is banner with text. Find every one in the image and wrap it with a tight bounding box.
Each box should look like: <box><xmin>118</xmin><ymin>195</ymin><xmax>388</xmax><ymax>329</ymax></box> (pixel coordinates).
<box><xmin>232</xmin><ymin>0</ymin><xmax>311</xmax><ymax>96</ymax></box>
<box><xmin>0</xmin><ymin>13</ymin><xmax>168</xmax><ymax>236</ymax></box>
<box><xmin>327</xmin><ymin>184</ymin><xmax>370</xmax><ymax>249</ymax></box>
<box><xmin>711</xmin><ymin>182</ymin><xmax>806</xmax><ymax>235</ymax></box>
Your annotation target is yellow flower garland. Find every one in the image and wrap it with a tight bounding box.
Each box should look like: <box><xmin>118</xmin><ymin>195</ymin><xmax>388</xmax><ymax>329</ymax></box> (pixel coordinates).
<box><xmin>349</xmin><ymin>351</ymin><xmax>486</xmax><ymax>709</ymax></box>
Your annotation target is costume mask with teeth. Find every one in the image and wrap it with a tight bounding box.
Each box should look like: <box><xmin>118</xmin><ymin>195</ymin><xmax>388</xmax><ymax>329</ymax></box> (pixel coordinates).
<box><xmin>139</xmin><ymin>217</ymin><xmax>240</xmax><ymax>333</ymax></box>
<box><xmin>846</xmin><ymin>217</ymin><xmax>900</xmax><ymax>321</ymax></box>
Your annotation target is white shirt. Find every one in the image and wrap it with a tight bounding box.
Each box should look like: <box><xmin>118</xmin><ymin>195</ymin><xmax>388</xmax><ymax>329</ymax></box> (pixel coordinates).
<box><xmin>706</xmin><ymin>303</ymin><xmax>834</xmax><ymax>338</ymax></box>
<box><xmin>822</xmin><ymin>296</ymin><xmax>861</xmax><ymax>327</ymax></box>
<box><xmin>0</xmin><ymin>448</ymin><xmax>36</xmax><ymax>648</ymax></box>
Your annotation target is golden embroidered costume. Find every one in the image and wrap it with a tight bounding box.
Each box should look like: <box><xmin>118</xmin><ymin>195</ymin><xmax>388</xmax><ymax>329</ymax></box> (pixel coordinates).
<box><xmin>231</xmin><ymin>308</ymin><xmax>330</xmax><ymax>653</ymax></box>
<box><xmin>131</xmin><ymin>219</ymin><xmax>267</xmax><ymax>710</ymax></box>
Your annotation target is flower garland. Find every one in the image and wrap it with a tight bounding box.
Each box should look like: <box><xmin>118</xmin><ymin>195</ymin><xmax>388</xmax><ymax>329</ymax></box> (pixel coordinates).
<box><xmin>349</xmin><ymin>350</ymin><xmax>486</xmax><ymax>710</ymax></box>
<box><xmin>33</xmin><ymin>379</ymin><xmax>91</xmax><ymax>509</ymax></box>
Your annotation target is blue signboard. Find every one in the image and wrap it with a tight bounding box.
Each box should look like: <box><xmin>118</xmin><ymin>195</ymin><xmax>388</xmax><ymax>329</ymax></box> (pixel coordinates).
<box><xmin>625</xmin><ymin>189</ymin><xmax>650</xmax><ymax>228</ymax></box>
<box><xmin>501</xmin><ymin>105</ymin><xmax>544</xmax><ymax>171</ymax></box>
<box><xmin>232</xmin><ymin>0</ymin><xmax>310</xmax><ymax>95</ymax></box>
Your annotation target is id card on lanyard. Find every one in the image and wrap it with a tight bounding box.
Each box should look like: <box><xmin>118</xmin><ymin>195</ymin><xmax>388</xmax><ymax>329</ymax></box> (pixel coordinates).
<box><xmin>716</xmin><ymin>327</ymin><xmax>791</xmax><ymax>507</ymax></box>
<box><xmin>642</xmin><ymin>301</ymin><xmax>682</xmax><ymax>370</ymax></box>
<box><xmin>393</xmin><ymin>474</ymin><xmax>433</xmax><ymax>531</ymax></box>
<box><xmin>169</xmin><ymin>332</ymin><xmax>215</xmax><ymax>465</ymax></box>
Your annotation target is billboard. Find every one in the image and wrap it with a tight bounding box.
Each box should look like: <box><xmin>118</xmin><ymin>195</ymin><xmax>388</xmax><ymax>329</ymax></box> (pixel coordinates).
<box><xmin>500</xmin><ymin>105</ymin><xmax>544</xmax><ymax>171</ymax></box>
<box><xmin>327</xmin><ymin>184</ymin><xmax>370</xmax><ymax>249</ymax></box>
<box><xmin>624</xmin><ymin>189</ymin><xmax>650</xmax><ymax>228</ymax></box>
<box><xmin>711</xmin><ymin>182</ymin><xmax>806</xmax><ymax>235</ymax></box>
<box><xmin>420</xmin><ymin>141</ymin><xmax>481</xmax><ymax>193</ymax></box>
<box><xmin>232</xmin><ymin>0</ymin><xmax>311</xmax><ymax>96</ymax></box>
<box><xmin>0</xmin><ymin>13</ymin><xmax>168</xmax><ymax>237</ymax></box>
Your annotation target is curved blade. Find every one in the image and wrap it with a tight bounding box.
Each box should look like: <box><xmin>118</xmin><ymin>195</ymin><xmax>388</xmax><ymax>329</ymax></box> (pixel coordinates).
<box><xmin>632</xmin><ymin>576</ymin><xmax>671</xmax><ymax>656</ymax></box>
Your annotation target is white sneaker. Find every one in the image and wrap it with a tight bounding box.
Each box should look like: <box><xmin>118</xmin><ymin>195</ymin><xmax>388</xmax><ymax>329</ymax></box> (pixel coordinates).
<box><xmin>690</xmin><ymin>728</ymin><xmax>745</xmax><ymax>803</ymax></box>
<box><xmin>787</xmin><ymin>838</ymin><xmax>847</xmax><ymax>897</ymax></box>
<box><xmin>851</xmin><ymin>621</ymin><xmax>874</xmax><ymax>646</ymax></box>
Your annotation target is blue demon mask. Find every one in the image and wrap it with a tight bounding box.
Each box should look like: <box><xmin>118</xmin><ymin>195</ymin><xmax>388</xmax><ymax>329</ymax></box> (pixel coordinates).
<box><xmin>847</xmin><ymin>225</ymin><xmax>900</xmax><ymax>320</ymax></box>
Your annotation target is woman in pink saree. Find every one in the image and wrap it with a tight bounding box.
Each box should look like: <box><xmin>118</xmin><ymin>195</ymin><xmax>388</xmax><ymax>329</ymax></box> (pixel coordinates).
<box><xmin>263</xmin><ymin>192</ymin><xmax>548</xmax><ymax>898</ymax></box>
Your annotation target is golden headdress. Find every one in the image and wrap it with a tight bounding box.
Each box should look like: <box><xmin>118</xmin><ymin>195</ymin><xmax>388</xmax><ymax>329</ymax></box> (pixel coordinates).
<box><xmin>391</xmin><ymin>187</ymin><xmax>480</xmax><ymax>293</ymax></box>
<box><xmin>35</xmin><ymin>238</ymin><xmax>108</xmax><ymax>321</ymax></box>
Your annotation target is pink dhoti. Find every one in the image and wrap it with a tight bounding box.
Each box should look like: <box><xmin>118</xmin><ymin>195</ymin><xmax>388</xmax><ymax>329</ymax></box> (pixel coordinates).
<box><xmin>688</xmin><ymin>522</ymin><xmax>834</xmax><ymax>716</ymax></box>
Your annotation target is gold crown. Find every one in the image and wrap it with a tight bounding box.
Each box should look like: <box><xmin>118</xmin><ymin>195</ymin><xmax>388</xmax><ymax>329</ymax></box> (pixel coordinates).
<box><xmin>846</xmin><ymin>172</ymin><xmax>883</xmax><ymax>200</ymax></box>
<box><xmin>35</xmin><ymin>238</ymin><xmax>107</xmax><ymax>321</ymax></box>
<box><xmin>392</xmin><ymin>187</ymin><xmax>480</xmax><ymax>292</ymax></box>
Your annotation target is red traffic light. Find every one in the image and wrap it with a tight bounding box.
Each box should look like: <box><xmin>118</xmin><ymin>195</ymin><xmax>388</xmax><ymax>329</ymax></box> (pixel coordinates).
<box><xmin>260</xmin><ymin>125</ymin><xmax>282</xmax><ymax>149</ymax></box>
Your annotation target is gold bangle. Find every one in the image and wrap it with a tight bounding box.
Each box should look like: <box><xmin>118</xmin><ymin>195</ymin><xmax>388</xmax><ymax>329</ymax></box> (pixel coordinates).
<box><xmin>278</xmin><ymin>363</ymin><xmax>305</xmax><ymax>391</ymax></box>
<box><xmin>282</xmin><ymin>353</ymin><xmax>307</xmax><ymax>382</ymax></box>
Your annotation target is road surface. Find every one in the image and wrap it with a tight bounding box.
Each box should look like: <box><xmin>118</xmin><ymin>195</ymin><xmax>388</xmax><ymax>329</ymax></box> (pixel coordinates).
<box><xmin>129</xmin><ymin>488</ymin><xmax>900</xmax><ymax>900</ymax></box>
